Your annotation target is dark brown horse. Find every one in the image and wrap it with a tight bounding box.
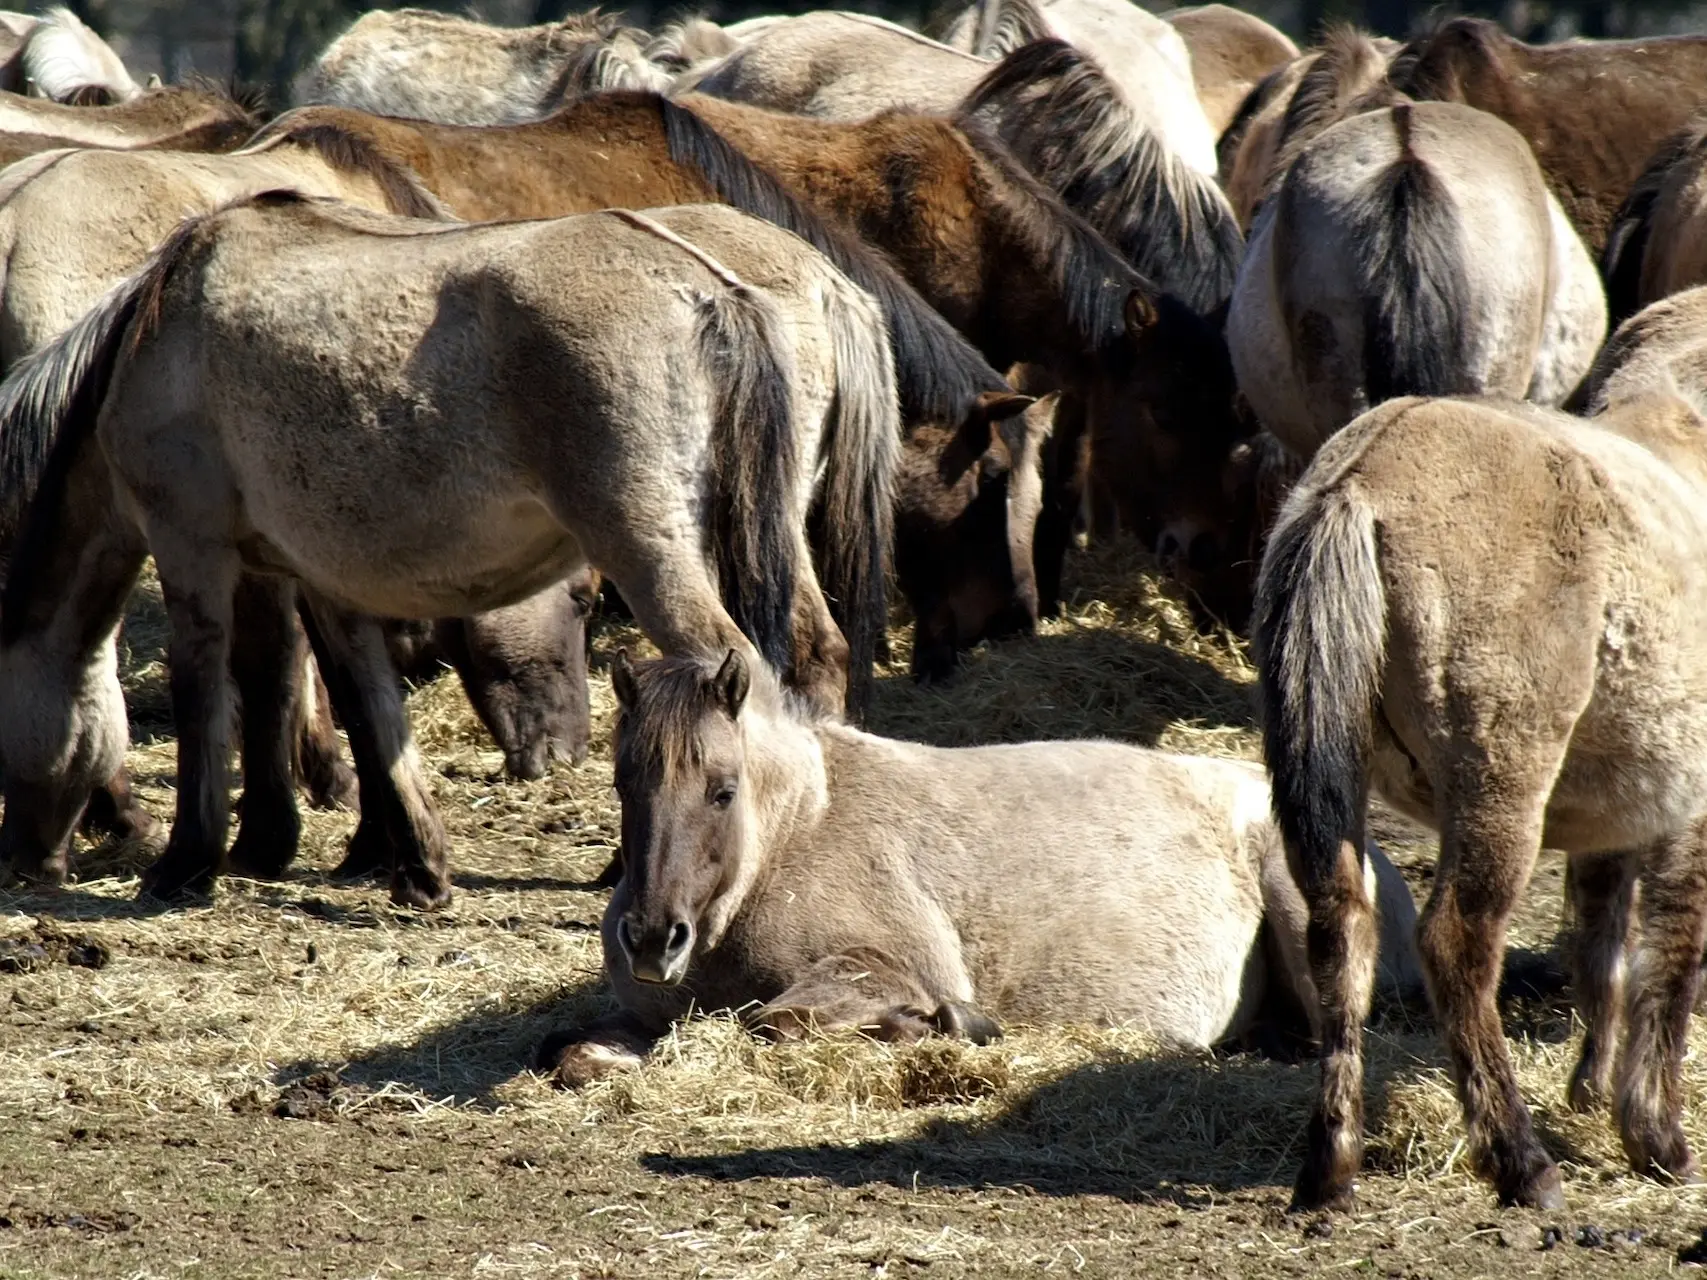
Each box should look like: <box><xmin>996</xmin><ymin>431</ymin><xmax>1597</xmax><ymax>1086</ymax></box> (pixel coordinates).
<box><xmin>1390</xmin><ymin>18</ymin><xmax>1707</xmax><ymax>255</ymax></box>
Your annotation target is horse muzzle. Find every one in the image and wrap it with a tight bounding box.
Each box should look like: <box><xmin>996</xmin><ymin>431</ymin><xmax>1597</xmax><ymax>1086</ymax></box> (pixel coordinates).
<box><xmin>618</xmin><ymin>916</ymin><xmax>695</xmax><ymax>986</ymax></box>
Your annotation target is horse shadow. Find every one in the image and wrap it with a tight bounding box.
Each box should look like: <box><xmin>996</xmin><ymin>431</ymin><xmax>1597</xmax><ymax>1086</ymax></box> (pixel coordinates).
<box><xmin>270</xmin><ymin>975</ymin><xmax>612</xmax><ymax>1108</ymax></box>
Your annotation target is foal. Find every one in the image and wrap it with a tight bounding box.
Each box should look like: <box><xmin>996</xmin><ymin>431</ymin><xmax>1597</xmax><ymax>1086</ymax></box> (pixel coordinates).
<box><xmin>539</xmin><ymin>650</ymin><xmax>1422</xmax><ymax>1085</ymax></box>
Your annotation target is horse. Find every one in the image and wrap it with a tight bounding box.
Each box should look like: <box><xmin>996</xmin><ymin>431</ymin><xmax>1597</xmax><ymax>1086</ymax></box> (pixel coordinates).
<box><xmin>1576</xmin><ymin>285</ymin><xmax>1707</xmax><ymax>417</ymax></box>
<box><xmin>537</xmin><ymin>649</ymin><xmax>1423</xmax><ymax>1085</ymax></box>
<box><xmin>941</xmin><ymin>0</ymin><xmax>1217</xmax><ymax>176</ymax></box>
<box><xmin>1256</xmin><ymin>388</ymin><xmax>1707</xmax><ymax>1211</ymax></box>
<box><xmin>1227</xmin><ymin>99</ymin><xmax>1605</xmax><ymax>463</ymax></box>
<box><xmin>1603</xmin><ymin>119</ymin><xmax>1707</xmax><ymax>326</ymax></box>
<box><xmin>0</xmin><ymin>79</ymin><xmax>257</xmax><ymax>150</ymax></box>
<box><xmin>1390</xmin><ymin>18</ymin><xmax>1707</xmax><ymax>256</ymax></box>
<box><xmin>11</xmin><ymin>7</ymin><xmax>139</xmax><ymax>104</ymax></box>
<box><xmin>252</xmin><ymin>92</ymin><xmax>1245</xmax><ymax>620</ymax></box>
<box><xmin>0</xmin><ymin>195</ymin><xmax>899</xmax><ymax>911</ymax></box>
<box><xmin>295</xmin><ymin>6</ymin><xmax>666</xmax><ymax>125</ymax></box>
<box><xmin>1163</xmin><ymin>4</ymin><xmax>1298</xmax><ymax>138</ymax></box>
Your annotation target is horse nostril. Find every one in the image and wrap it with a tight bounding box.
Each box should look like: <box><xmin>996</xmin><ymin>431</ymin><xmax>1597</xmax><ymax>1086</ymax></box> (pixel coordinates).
<box><xmin>1157</xmin><ymin>530</ymin><xmax>1183</xmax><ymax>561</ymax></box>
<box><xmin>666</xmin><ymin>920</ymin><xmax>693</xmax><ymax>959</ymax></box>
<box><xmin>618</xmin><ymin>918</ymin><xmax>639</xmax><ymax>958</ymax></box>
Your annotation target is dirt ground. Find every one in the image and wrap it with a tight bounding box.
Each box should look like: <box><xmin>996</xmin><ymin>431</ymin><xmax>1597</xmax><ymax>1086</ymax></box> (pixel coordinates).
<box><xmin>2</xmin><ymin>544</ymin><xmax>1703</xmax><ymax>1279</ymax></box>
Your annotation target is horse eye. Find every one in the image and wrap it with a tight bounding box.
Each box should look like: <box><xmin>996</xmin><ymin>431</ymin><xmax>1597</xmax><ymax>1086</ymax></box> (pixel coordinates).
<box><xmin>710</xmin><ymin>784</ymin><xmax>736</xmax><ymax>809</ymax></box>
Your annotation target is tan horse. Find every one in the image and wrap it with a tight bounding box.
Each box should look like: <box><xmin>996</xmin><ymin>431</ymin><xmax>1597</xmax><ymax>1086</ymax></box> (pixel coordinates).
<box><xmin>296</xmin><ymin>7</ymin><xmax>666</xmax><ymax>124</ymax></box>
<box><xmin>0</xmin><ymin>196</ymin><xmax>899</xmax><ymax>911</ymax></box>
<box><xmin>0</xmin><ymin>80</ymin><xmax>253</xmax><ymax>148</ymax></box>
<box><xmin>943</xmin><ymin>0</ymin><xmax>1217</xmax><ymax>175</ymax></box>
<box><xmin>1577</xmin><ymin>285</ymin><xmax>1707</xmax><ymax>416</ymax></box>
<box><xmin>12</xmin><ymin>7</ymin><xmax>139</xmax><ymax>103</ymax></box>
<box><xmin>1164</xmin><ymin>4</ymin><xmax>1298</xmax><ymax>138</ymax></box>
<box><xmin>1257</xmin><ymin>389</ymin><xmax>1707</xmax><ymax>1211</ymax></box>
<box><xmin>539</xmin><ymin>650</ymin><xmax>1423</xmax><ymax>1085</ymax></box>
<box><xmin>1228</xmin><ymin>100</ymin><xmax>1605</xmax><ymax>461</ymax></box>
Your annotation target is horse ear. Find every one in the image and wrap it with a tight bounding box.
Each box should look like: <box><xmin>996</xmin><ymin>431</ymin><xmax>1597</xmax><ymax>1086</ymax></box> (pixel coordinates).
<box><xmin>974</xmin><ymin>390</ymin><xmax>1036</xmax><ymax>423</ymax></box>
<box><xmin>711</xmin><ymin>649</ymin><xmax>750</xmax><ymax>718</ymax></box>
<box><xmin>146</xmin><ymin>73</ymin><xmax>162</xmax><ymax>90</ymax></box>
<box><xmin>612</xmin><ymin>648</ymin><xmax>638</xmax><ymax>708</ymax></box>
<box><xmin>1125</xmin><ymin>290</ymin><xmax>1159</xmax><ymax>340</ymax></box>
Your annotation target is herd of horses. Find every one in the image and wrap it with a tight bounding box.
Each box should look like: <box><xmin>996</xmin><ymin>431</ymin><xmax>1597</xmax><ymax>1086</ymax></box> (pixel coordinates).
<box><xmin>8</xmin><ymin>0</ymin><xmax>1707</xmax><ymax>1218</ymax></box>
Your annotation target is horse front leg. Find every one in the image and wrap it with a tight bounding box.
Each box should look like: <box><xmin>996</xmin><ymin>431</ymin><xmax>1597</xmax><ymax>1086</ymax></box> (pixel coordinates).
<box><xmin>301</xmin><ymin>592</ymin><xmax>449</xmax><ymax>910</ymax></box>
<box><xmin>745</xmin><ymin>949</ymin><xmax>1002</xmax><ymax>1045</ymax></box>
<box><xmin>1418</xmin><ymin>777</ymin><xmax>1560</xmax><ymax>1209</ymax></box>
<box><xmin>788</xmin><ymin>564</ymin><xmax>851</xmax><ymax>720</ymax></box>
<box><xmin>223</xmin><ymin>574</ymin><xmax>304</xmax><ymax>881</ymax></box>
<box><xmin>1565</xmin><ymin>849</ymin><xmax>1635</xmax><ymax>1113</ymax></box>
<box><xmin>1615</xmin><ymin>819</ymin><xmax>1707</xmax><ymax>1183</ymax></box>
<box><xmin>138</xmin><ymin>548</ymin><xmax>241</xmax><ymax>902</ymax></box>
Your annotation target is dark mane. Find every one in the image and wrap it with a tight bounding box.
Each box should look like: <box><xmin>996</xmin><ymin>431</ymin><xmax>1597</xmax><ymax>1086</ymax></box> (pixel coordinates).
<box><xmin>1603</xmin><ymin>117</ymin><xmax>1707</xmax><ymax>326</ymax></box>
<box><xmin>1385</xmin><ymin>16</ymin><xmax>1505</xmax><ymax>100</ymax></box>
<box><xmin>1270</xmin><ymin>26</ymin><xmax>1400</xmax><ymax>190</ymax></box>
<box><xmin>177</xmin><ymin>72</ymin><xmax>270</xmax><ymax>125</ymax></box>
<box><xmin>249</xmin><ymin>118</ymin><xmax>452</xmax><ymax>220</ymax></box>
<box><xmin>961</xmin><ymin>38</ymin><xmax>1243</xmax><ymax>313</ymax></box>
<box><xmin>1218</xmin><ymin>58</ymin><xmax>1295</xmax><ymax>174</ymax></box>
<box><xmin>615</xmin><ymin>654</ymin><xmax>801</xmax><ymax>784</ymax></box>
<box><xmin>654</xmin><ymin>92</ymin><xmax>1010</xmax><ymax>425</ymax></box>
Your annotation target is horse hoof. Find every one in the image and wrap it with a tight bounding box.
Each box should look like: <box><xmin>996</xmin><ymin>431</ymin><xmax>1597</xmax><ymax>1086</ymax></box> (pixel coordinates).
<box><xmin>138</xmin><ymin>857</ymin><xmax>216</xmax><ymax>902</ymax></box>
<box><xmin>3</xmin><ymin>854</ymin><xmax>69</xmax><ymax>889</ymax></box>
<box><xmin>329</xmin><ymin>825</ymin><xmax>388</xmax><ymax>882</ymax></box>
<box><xmin>1288</xmin><ymin>1177</ymin><xmax>1357</xmax><ymax>1216</ymax></box>
<box><xmin>390</xmin><ymin>874</ymin><xmax>452</xmax><ymax>911</ymax></box>
<box><xmin>224</xmin><ymin>832</ymin><xmax>299</xmax><ymax>881</ymax></box>
<box><xmin>1500</xmin><ymin>1163</ymin><xmax>1566</xmax><ymax>1211</ymax></box>
<box><xmin>536</xmin><ymin>1033</ymin><xmax>643</xmax><ymax>1089</ymax></box>
<box><xmin>932</xmin><ymin>1001</ymin><xmax>1003</xmax><ymax>1044</ymax></box>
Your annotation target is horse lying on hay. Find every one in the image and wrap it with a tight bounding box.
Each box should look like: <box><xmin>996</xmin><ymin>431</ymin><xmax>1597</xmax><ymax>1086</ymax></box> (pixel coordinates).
<box><xmin>1257</xmin><ymin>386</ymin><xmax>1707</xmax><ymax>1210</ymax></box>
<box><xmin>295</xmin><ymin>6</ymin><xmax>667</xmax><ymax>125</ymax></box>
<box><xmin>538</xmin><ymin>650</ymin><xmax>1423</xmax><ymax>1086</ymax></box>
<box><xmin>0</xmin><ymin>195</ymin><xmax>899</xmax><ymax>910</ymax></box>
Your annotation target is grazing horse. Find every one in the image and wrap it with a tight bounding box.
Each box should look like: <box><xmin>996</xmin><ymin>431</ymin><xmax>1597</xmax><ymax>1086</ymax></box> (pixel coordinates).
<box><xmin>538</xmin><ymin>650</ymin><xmax>1424</xmax><ymax>1086</ymax></box>
<box><xmin>1163</xmin><ymin>4</ymin><xmax>1298</xmax><ymax>138</ymax></box>
<box><xmin>0</xmin><ymin>196</ymin><xmax>898</xmax><ymax>910</ymax></box>
<box><xmin>295</xmin><ymin>7</ymin><xmax>666</xmax><ymax>124</ymax></box>
<box><xmin>942</xmin><ymin>0</ymin><xmax>1217</xmax><ymax>176</ymax></box>
<box><xmin>1390</xmin><ymin>18</ymin><xmax>1707</xmax><ymax>255</ymax></box>
<box><xmin>1257</xmin><ymin>389</ymin><xmax>1707</xmax><ymax>1211</ymax></box>
<box><xmin>252</xmin><ymin>92</ymin><xmax>1245</xmax><ymax>618</ymax></box>
<box><xmin>1603</xmin><ymin>119</ymin><xmax>1707</xmax><ymax>326</ymax></box>
<box><xmin>1227</xmin><ymin>100</ymin><xmax>1605</xmax><ymax>462</ymax></box>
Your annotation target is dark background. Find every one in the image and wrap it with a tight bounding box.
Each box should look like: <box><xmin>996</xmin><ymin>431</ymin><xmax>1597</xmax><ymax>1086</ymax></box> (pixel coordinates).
<box><xmin>57</xmin><ymin>0</ymin><xmax>1707</xmax><ymax>108</ymax></box>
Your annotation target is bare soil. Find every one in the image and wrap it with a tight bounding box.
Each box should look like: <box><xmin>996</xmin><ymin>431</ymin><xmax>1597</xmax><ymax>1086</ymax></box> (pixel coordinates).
<box><xmin>1</xmin><ymin>545</ymin><xmax>1701</xmax><ymax>1279</ymax></box>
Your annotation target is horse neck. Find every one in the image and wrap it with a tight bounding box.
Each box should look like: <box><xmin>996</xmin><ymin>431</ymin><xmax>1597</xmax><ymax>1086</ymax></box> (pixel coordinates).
<box><xmin>740</xmin><ymin>698</ymin><xmax>830</xmax><ymax>863</ymax></box>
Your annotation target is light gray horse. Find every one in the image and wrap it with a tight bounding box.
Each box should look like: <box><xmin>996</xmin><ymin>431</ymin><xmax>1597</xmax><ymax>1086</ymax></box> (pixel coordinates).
<box><xmin>540</xmin><ymin>650</ymin><xmax>1423</xmax><ymax>1086</ymax></box>
<box><xmin>0</xmin><ymin>196</ymin><xmax>896</xmax><ymax>911</ymax></box>
<box><xmin>1228</xmin><ymin>99</ymin><xmax>1605</xmax><ymax>460</ymax></box>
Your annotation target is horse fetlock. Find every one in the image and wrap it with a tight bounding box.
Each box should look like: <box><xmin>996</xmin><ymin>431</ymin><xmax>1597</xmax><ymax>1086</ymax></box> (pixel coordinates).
<box><xmin>331</xmin><ymin>818</ymin><xmax>390</xmax><ymax>883</ymax></box>
<box><xmin>1290</xmin><ymin>1110</ymin><xmax>1362</xmax><ymax>1213</ymax></box>
<box><xmin>1619</xmin><ymin>1089</ymin><xmax>1698</xmax><ymax>1183</ymax></box>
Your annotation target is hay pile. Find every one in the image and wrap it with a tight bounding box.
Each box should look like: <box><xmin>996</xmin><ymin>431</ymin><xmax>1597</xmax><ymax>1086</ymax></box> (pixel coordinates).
<box><xmin>3</xmin><ymin>538</ymin><xmax>1704</xmax><ymax>1246</ymax></box>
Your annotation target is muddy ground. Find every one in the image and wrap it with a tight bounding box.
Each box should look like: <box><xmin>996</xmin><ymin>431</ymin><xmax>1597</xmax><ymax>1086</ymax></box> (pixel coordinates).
<box><xmin>2</xmin><ymin>546</ymin><xmax>1704</xmax><ymax>1278</ymax></box>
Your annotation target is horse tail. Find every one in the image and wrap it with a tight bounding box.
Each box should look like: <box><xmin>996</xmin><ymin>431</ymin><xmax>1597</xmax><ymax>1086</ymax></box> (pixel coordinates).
<box><xmin>693</xmin><ymin>280</ymin><xmax>800</xmax><ymax>679</ymax></box>
<box><xmin>22</xmin><ymin>7</ymin><xmax>140</xmax><ymax>105</ymax></box>
<box><xmin>0</xmin><ymin>210</ymin><xmax>203</xmax><ymax>548</ymax></box>
<box><xmin>1353</xmin><ymin>102</ymin><xmax>1470</xmax><ymax>404</ymax></box>
<box><xmin>817</xmin><ymin>265</ymin><xmax>901</xmax><ymax>717</ymax></box>
<box><xmin>657</xmin><ymin>94</ymin><xmax>1010</xmax><ymax>425</ymax></box>
<box><xmin>1253</xmin><ymin>474</ymin><xmax>1385</xmax><ymax>902</ymax></box>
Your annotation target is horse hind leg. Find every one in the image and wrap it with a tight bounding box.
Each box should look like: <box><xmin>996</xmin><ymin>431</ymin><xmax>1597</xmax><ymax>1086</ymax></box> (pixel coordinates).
<box><xmin>1418</xmin><ymin>763</ymin><xmax>1565</xmax><ymax>1209</ymax></box>
<box><xmin>1615</xmin><ymin>818</ymin><xmax>1707</xmax><ymax>1184</ymax></box>
<box><xmin>292</xmin><ymin>633</ymin><xmax>357</xmax><ymax>812</ymax></box>
<box><xmin>301</xmin><ymin>591</ymin><xmax>450</xmax><ymax>910</ymax></box>
<box><xmin>222</xmin><ymin>574</ymin><xmax>305</xmax><ymax>881</ymax></box>
<box><xmin>745</xmin><ymin>949</ymin><xmax>1002</xmax><ymax>1045</ymax></box>
<box><xmin>1565</xmin><ymin>850</ymin><xmax>1636</xmax><ymax>1114</ymax></box>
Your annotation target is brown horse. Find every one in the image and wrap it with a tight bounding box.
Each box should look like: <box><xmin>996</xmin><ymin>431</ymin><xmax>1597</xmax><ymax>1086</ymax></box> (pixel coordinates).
<box><xmin>1390</xmin><ymin>18</ymin><xmax>1707</xmax><ymax>255</ymax></box>
<box><xmin>539</xmin><ymin>650</ymin><xmax>1423</xmax><ymax>1085</ymax></box>
<box><xmin>1603</xmin><ymin>118</ymin><xmax>1707</xmax><ymax>326</ymax></box>
<box><xmin>251</xmin><ymin>92</ymin><xmax>1245</xmax><ymax>624</ymax></box>
<box><xmin>1258</xmin><ymin>389</ymin><xmax>1707</xmax><ymax>1210</ymax></box>
<box><xmin>0</xmin><ymin>79</ymin><xmax>259</xmax><ymax>151</ymax></box>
